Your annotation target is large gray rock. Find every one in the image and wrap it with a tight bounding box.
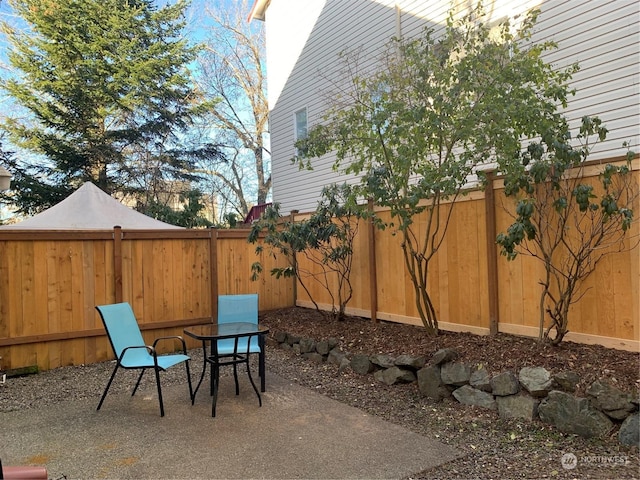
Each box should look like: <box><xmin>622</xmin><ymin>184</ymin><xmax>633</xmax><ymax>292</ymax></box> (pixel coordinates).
<box><xmin>417</xmin><ymin>365</ymin><xmax>450</xmax><ymax>401</ymax></box>
<box><xmin>469</xmin><ymin>366</ymin><xmax>492</xmax><ymax>392</ymax></box>
<box><xmin>431</xmin><ymin>348</ymin><xmax>458</xmax><ymax>366</ymax></box>
<box><xmin>274</xmin><ymin>331</ymin><xmax>288</xmax><ymax>343</ymax></box>
<box><xmin>374</xmin><ymin>366</ymin><xmax>416</xmax><ymax>385</ymax></box>
<box><xmin>395</xmin><ymin>354</ymin><xmax>426</xmax><ymax>370</ymax></box>
<box><xmin>618</xmin><ymin>413</ymin><xmax>639</xmax><ymax>447</ymax></box>
<box><xmin>538</xmin><ymin>390</ymin><xmax>613</xmax><ymax>439</ymax></box>
<box><xmin>350</xmin><ymin>354</ymin><xmax>374</xmax><ymax>375</ymax></box>
<box><xmin>586</xmin><ymin>379</ymin><xmax>635</xmax><ymax>420</ymax></box>
<box><xmin>298</xmin><ymin>337</ymin><xmax>316</xmax><ymax>354</ymax></box>
<box><xmin>327</xmin><ymin>348</ymin><xmax>347</xmax><ymax>365</ymax></box>
<box><xmin>519</xmin><ymin>367</ymin><xmax>553</xmax><ymax>398</ymax></box>
<box><xmin>441</xmin><ymin>362</ymin><xmax>471</xmax><ymax>386</ymax></box>
<box><xmin>452</xmin><ymin>385</ymin><xmax>496</xmax><ymax>410</ymax></box>
<box><xmin>491</xmin><ymin>372</ymin><xmax>520</xmax><ymax>396</ymax></box>
<box><xmin>554</xmin><ymin>371</ymin><xmax>580</xmax><ymax>393</ymax></box>
<box><xmin>338</xmin><ymin>357</ymin><xmax>351</xmax><ymax>374</ymax></box>
<box><xmin>370</xmin><ymin>354</ymin><xmax>396</xmax><ymax>369</ymax></box>
<box><xmin>496</xmin><ymin>395</ymin><xmax>539</xmax><ymax>421</ymax></box>
<box><xmin>315</xmin><ymin>339</ymin><xmax>330</xmax><ymax>356</ymax></box>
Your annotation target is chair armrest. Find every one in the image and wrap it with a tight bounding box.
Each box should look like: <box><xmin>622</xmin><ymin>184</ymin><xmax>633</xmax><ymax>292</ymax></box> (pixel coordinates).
<box><xmin>118</xmin><ymin>344</ymin><xmax>155</xmax><ymax>361</ymax></box>
<box><xmin>152</xmin><ymin>335</ymin><xmax>188</xmax><ymax>354</ymax></box>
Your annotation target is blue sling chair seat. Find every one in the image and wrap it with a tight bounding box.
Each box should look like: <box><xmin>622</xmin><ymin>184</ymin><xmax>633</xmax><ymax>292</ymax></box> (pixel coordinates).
<box><xmin>96</xmin><ymin>302</ymin><xmax>193</xmax><ymax>417</ymax></box>
<box><xmin>208</xmin><ymin>294</ymin><xmax>263</xmax><ymax>417</ymax></box>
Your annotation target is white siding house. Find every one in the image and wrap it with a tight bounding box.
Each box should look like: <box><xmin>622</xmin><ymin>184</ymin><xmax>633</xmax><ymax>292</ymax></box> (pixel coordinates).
<box><xmin>251</xmin><ymin>0</ymin><xmax>640</xmax><ymax>215</ymax></box>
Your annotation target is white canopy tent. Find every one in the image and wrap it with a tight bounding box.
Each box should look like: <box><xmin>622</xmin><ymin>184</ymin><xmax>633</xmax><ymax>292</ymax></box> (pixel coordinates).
<box><xmin>0</xmin><ymin>182</ymin><xmax>182</xmax><ymax>230</ymax></box>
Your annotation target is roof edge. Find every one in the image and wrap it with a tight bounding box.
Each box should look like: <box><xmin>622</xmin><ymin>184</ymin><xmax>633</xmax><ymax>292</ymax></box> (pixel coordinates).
<box><xmin>248</xmin><ymin>0</ymin><xmax>270</xmax><ymax>22</ymax></box>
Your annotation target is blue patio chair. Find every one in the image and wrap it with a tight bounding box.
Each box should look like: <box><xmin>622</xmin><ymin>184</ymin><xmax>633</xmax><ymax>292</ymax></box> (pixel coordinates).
<box><xmin>210</xmin><ymin>294</ymin><xmax>264</xmax><ymax>415</ymax></box>
<box><xmin>96</xmin><ymin>302</ymin><xmax>193</xmax><ymax>417</ymax></box>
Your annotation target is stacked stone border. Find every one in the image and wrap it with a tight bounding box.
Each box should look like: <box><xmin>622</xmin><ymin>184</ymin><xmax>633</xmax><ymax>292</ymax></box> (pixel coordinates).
<box><xmin>272</xmin><ymin>331</ymin><xmax>639</xmax><ymax>448</ymax></box>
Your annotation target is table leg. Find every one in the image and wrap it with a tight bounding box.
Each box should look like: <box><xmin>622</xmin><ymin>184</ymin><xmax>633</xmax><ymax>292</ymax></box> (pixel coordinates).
<box><xmin>259</xmin><ymin>334</ymin><xmax>266</xmax><ymax>392</ymax></box>
<box><xmin>191</xmin><ymin>340</ymin><xmax>209</xmax><ymax>404</ymax></box>
<box><xmin>212</xmin><ymin>361</ymin><xmax>220</xmax><ymax>417</ymax></box>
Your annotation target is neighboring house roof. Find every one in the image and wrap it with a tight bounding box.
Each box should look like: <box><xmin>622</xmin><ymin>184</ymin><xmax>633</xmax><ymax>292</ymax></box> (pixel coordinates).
<box><xmin>243</xmin><ymin>202</ymin><xmax>272</xmax><ymax>224</ymax></box>
<box><xmin>0</xmin><ymin>182</ymin><xmax>182</xmax><ymax>230</ymax></box>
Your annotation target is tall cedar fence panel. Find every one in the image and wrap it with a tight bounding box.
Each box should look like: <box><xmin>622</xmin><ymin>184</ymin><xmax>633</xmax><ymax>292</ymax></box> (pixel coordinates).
<box><xmin>0</xmin><ymin>229</ymin><xmax>294</xmax><ymax>371</ymax></box>
<box><xmin>295</xmin><ymin>160</ymin><xmax>639</xmax><ymax>351</ymax></box>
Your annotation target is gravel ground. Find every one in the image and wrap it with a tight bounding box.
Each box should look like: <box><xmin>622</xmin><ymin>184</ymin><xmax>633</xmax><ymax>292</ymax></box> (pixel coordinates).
<box><xmin>1</xmin><ymin>307</ymin><xmax>638</xmax><ymax>480</ymax></box>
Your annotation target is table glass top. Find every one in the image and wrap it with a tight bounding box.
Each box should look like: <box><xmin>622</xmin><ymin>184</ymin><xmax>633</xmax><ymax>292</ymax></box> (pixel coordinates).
<box><xmin>184</xmin><ymin>322</ymin><xmax>269</xmax><ymax>340</ymax></box>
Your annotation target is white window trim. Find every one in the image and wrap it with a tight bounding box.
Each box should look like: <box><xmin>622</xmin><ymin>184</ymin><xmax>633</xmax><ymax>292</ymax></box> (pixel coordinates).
<box><xmin>293</xmin><ymin>107</ymin><xmax>308</xmax><ymax>157</ymax></box>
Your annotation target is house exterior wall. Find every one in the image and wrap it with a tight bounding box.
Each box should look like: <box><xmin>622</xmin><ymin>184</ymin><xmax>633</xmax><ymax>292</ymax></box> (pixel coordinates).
<box><xmin>261</xmin><ymin>0</ymin><xmax>639</xmax><ymax>214</ymax></box>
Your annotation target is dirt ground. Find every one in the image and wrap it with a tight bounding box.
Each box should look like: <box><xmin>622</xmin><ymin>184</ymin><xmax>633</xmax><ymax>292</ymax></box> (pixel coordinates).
<box><xmin>261</xmin><ymin>306</ymin><xmax>639</xmax><ymax>399</ymax></box>
<box><xmin>260</xmin><ymin>306</ymin><xmax>640</xmax><ymax>479</ymax></box>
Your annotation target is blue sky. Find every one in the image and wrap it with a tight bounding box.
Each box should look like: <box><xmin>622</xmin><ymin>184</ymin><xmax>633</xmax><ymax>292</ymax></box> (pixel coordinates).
<box><xmin>0</xmin><ymin>0</ymin><xmax>266</xmax><ymax>220</ymax></box>
<box><xmin>0</xmin><ymin>0</ymin><xmax>255</xmax><ymax>122</ymax></box>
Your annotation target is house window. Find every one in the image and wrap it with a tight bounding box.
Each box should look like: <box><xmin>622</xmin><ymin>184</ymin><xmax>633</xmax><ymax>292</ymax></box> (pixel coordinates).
<box><xmin>294</xmin><ymin>108</ymin><xmax>308</xmax><ymax>156</ymax></box>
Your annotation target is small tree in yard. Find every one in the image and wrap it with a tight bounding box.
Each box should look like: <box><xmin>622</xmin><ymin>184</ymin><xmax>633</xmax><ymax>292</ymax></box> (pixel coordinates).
<box><xmin>248</xmin><ymin>183</ymin><xmax>363</xmax><ymax>320</ymax></box>
<box><xmin>297</xmin><ymin>6</ymin><xmax>575</xmax><ymax>334</ymax></box>
<box><xmin>497</xmin><ymin>117</ymin><xmax>638</xmax><ymax>345</ymax></box>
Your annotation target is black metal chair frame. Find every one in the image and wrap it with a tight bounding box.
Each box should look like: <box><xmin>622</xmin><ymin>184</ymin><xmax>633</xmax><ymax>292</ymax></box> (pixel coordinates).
<box><xmin>96</xmin><ymin>304</ymin><xmax>193</xmax><ymax>417</ymax></box>
<box><xmin>97</xmin><ymin>336</ymin><xmax>193</xmax><ymax>417</ymax></box>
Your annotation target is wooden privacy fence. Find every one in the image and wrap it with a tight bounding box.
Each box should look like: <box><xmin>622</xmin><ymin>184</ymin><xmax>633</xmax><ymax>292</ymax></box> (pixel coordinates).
<box><xmin>0</xmin><ymin>228</ymin><xmax>294</xmax><ymax>371</ymax></box>
<box><xmin>0</xmin><ymin>161</ymin><xmax>637</xmax><ymax>372</ymax></box>
<box><xmin>294</xmin><ymin>159</ymin><xmax>639</xmax><ymax>352</ymax></box>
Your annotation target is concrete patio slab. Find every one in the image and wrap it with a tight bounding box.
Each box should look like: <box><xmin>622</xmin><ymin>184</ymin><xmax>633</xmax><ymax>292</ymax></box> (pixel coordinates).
<box><xmin>1</xmin><ymin>373</ymin><xmax>461</xmax><ymax>479</ymax></box>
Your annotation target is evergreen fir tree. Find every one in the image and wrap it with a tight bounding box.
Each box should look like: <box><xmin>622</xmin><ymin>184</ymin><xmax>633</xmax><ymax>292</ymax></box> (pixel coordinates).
<box><xmin>1</xmin><ymin>0</ymin><xmax>209</xmax><ymax>215</ymax></box>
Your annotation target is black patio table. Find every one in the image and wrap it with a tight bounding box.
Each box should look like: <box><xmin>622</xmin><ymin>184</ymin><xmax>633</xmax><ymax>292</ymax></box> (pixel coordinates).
<box><xmin>184</xmin><ymin>322</ymin><xmax>269</xmax><ymax>416</ymax></box>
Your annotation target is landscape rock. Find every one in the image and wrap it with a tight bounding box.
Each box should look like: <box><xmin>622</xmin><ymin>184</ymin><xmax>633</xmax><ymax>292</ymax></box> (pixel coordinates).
<box><xmin>417</xmin><ymin>365</ymin><xmax>450</xmax><ymax>401</ymax></box>
<box><xmin>395</xmin><ymin>354</ymin><xmax>426</xmax><ymax>370</ymax></box>
<box><xmin>370</xmin><ymin>354</ymin><xmax>396</xmax><ymax>369</ymax></box>
<box><xmin>302</xmin><ymin>352</ymin><xmax>324</xmax><ymax>363</ymax></box>
<box><xmin>496</xmin><ymin>394</ymin><xmax>539</xmax><ymax>421</ymax></box>
<box><xmin>452</xmin><ymin>385</ymin><xmax>496</xmax><ymax>410</ymax></box>
<box><xmin>519</xmin><ymin>367</ymin><xmax>553</xmax><ymax>398</ymax></box>
<box><xmin>338</xmin><ymin>357</ymin><xmax>351</xmax><ymax>374</ymax></box>
<box><xmin>298</xmin><ymin>337</ymin><xmax>316</xmax><ymax>354</ymax></box>
<box><xmin>431</xmin><ymin>348</ymin><xmax>458</xmax><ymax>366</ymax></box>
<box><xmin>350</xmin><ymin>354</ymin><xmax>374</xmax><ymax>375</ymax></box>
<box><xmin>441</xmin><ymin>362</ymin><xmax>471</xmax><ymax>386</ymax></box>
<box><xmin>315</xmin><ymin>339</ymin><xmax>330</xmax><ymax>356</ymax></box>
<box><xmin>273</xmin><ymin>328</ymin><xmax>636</xmax><ymax>446</ymax></box>
<box><xmin>469</xmin><ymin>365</ymin><xmax>491</xmax><ymax>392</ymax></box>
<box><xmin>553</xmin><ymin>371</ymin><xmax>580</xmax><ymax>392</ymax></box>
<box><xmin>327</xmin><ymin>348</ymin><xmax>347</xmax><ymax>365</ymax></box>
<box><xmin>586</xmin><ymin>379</ymin><xmax>636</xmax><ymax>420</ymax></box>
<box><xmin>538</xmin><ymin>390</ymin><xmax>613</xmax><ymax>438</ymax></box>
<box><xmin>618</xmin><ymin>413</ymin><xmax>639</xmax><ymax>447</ymax></box>
<box><xmin>374</xmin><ymin>366</ymin><xmax>416</xmax><ymax>385</ymax></box>
<box><xmin>490</xmin><ymin>371</ymin><xmax>520</xmax><ymax>396</ymax></box>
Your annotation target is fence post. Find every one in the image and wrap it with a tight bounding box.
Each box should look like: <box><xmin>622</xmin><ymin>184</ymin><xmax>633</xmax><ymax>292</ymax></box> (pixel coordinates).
<box><xmin>484</xmin><ymin>172</ymin><xmax>499</xmax><ymax>335</ymax></box>
<box><xmin>210</xmin><ymin>227</ymin><xmax>218</xmax><ymax>323</ymax></box>
<box><xmin>290</xmin><ymin>210</ymin><xmax>298</xmax><ymax>305</ymax></box>
<box><xmin>113</xmin><ymin>225</ymin><xmax>123</xmax><ymax>303</ymax></box>
<box><xmin>368</xmin><ymin>199</ymin><xmax>378</xmax><ymax>323</ymax></box>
